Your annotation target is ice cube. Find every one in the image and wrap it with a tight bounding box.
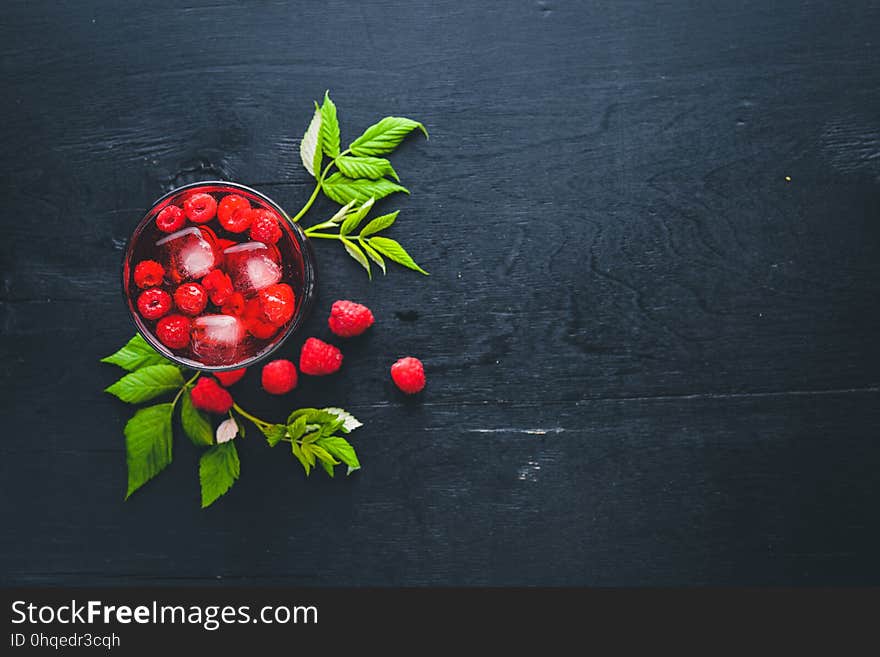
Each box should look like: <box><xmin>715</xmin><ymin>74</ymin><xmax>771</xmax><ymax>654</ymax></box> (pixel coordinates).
<box><xmin>191</xmin><ymin>315</ymin><xmax>246</xmax><ymax>365</ymax></box>
<box><xmin>156</xmin><ymin>227</ymin><xmax>217</xmax><ymax>282</ymax></box>
<box><xmin>223</xmin><ymin>241</ymin><xmax>282</xmax><ymax>295</ymax></box>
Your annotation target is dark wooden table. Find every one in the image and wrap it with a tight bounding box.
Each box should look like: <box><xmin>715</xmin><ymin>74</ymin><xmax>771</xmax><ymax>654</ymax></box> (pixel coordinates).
<box><xmin>2</xmin><ymin>1</ymin><xmax>878</xmax><ymax>586</ymax></box>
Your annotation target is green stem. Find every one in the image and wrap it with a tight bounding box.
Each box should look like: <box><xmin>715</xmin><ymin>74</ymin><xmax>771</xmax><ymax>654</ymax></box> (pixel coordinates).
<box><xmin>302</xmin><ymin>232</ymin><xmax>342</xmax><ymax>239</ymax></box>
<box><xmin>289</xmin><ymin>159</ymin><xmax>337</xmax><ymax>223</ymax></box>
<box><xmin>232</xmin><ymin>403</ymin><xmax>270</xmax><ymax>430</ymax></box>
<box><xmin>172</xmin><ymin>371</ymin><xmax>201</xmax><ymax>409</ymax></box>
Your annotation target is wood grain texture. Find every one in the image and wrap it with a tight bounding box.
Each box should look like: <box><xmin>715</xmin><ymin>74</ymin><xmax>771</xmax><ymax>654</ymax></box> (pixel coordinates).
<box><xmin>1</xmin><ymin>0</ymin><xmax>879</xmax><ymax>585</ymax></box>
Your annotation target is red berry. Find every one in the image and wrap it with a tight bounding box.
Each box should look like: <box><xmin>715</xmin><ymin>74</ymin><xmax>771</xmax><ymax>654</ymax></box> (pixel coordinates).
<box><xmin>217</xmin><ymin>238</ymin><xmax>237</xmax><ymax>251</ymax></box>
<box><xmin>190</xmin><ymin>377</ymin><xmax>233</xmax><ymax>414</ymax></box>
<box><xmin>221</xmin><ymin>292</ymin><xmax>246</xmax><ymax>317</ymax></box>
<box><xmin>201</xmin><ymin>269</ymin><xmax>234</xmax><ymax>306</ymax></box>
<box><xmin>261</xmin><ymin>359</ymin><xmax>298</xmax><ymax>395</ymax></box>
<box><xmin>136</xmin><ymin>288</ymin><xmax>172</xmax><ymax>320</ymax></box>
<box><xmin>258</xmin><ymin>283</ymin><xmax>296</xmax><ymax>326</ymax></box>
<box><xmin>155</xmin><ymin>314</ymin><xmax>191</xmax><ymax>350</ymax></box>
<box><xmin>328</xmin><ymin>300</ymin><xmax>374</xmax><ymax>338</ymax></box>
<box><xmin>249</xmin><ymin>209</ymin><xmax>282</xmax><ymax>244</ymax></box>
<box><xmin>133</xmin><ymin>260</ymin><xmax>165</xmax><ymax>289</ymax></box>
<box><xmin>173</xmin><ymin>282</ymin><xmax>208</xmax><ymax>316</ymax></box>
<box><xmin>217</xmin><ymin>194</ymin><xmax>252</xmax><ymax>233</ymax></box>
<box><xmin>390</xmin><ymin>357</ymin><xmax>426</xmax><ymax>394</ymax></box>
<box><xmin>214</xmin><ymin>367</ymin><xmax>247</xmax><ymax>387</ymax></box>
<box><xmin>299</xmin><ymin>338</ymin><xmax>343</xmax><ymax>376</ymax></box>
<box><xmin>243</xmin><ymin>298</ymin><xmax>278</xmax><ymax>339</ymax></box>
<box><xmin>183</xmin><ymin>193</ymin><xmax>217</xmax><ymax>224</ymax></box>
<box><xmin>156</xmin><ymin>205</ymin><xmax>185</xmax><ymax>233</ymax></box>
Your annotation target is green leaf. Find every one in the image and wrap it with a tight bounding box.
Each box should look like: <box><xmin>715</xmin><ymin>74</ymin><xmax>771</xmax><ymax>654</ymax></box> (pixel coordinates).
<box><xmin>335</xmin><ymin>155</ymin><xmax>399</xmax><ymax>181</ymax></box>
<box><xmin>340</xmin><ymin>197</ymin><xmax>375</xmax><ymax>236</ymax></box>
<box><xmin>369</xmin><ymin>236</ymin><xmax>429</xmax><ymax>275</ymax></box>
<box><xmin>299</xmin><ymin>442</ymin><xmax>317</xmax><ymax>470</ymax></box>
<box><xmin>105</xmin><ymin>365</ymin><xmax>184</xmax><ymax>404</ymax></box>
<box><xmin>180</xmin><ymin>390</ymin><xmax>213</xmax><ymax>446</ymax></box>
<box><xmin>361</xmin><ymin>241</ymin><xmax>386</xmax><ymax>274</ymax></box>
<box><xmin>317</xmin><ymin>436</ymin><xmax>361</xmax><ymax>472</ymax></box>
<box><xmin>359</xmin><ymin>211</ymin><xmax>398</xmax><ymax>238</ymax></box>
<box><xmin>320</xmin><ymin>458</ymin><xmax>335</xmax><ymax>477</ymax></box>
<box><xmin>288</xmin><ymin>408</ymin><xmax>337</xmax><ymax>425</ymax></box>
<box><xmin>124</xmin><ymin>403</ymin><xmax>174</xmax><ymax>499</ymax></box>
<box><xmin>301</xmin><ymin>430</ymin><xmax>321</xmax><ymax>445</ymax></box>
<box><xmin>300</xmin><ymin>104</ymin><xmax>323</xmax><ymax>177</ymax></box>
<box><xmin>262</xmin><ymin>424</ymin><xmax>287</xmax><ymax>447</ymax></box>
<box><xmin>349</xmin><ymin>116</ymin><xmax>428</xmax><ymax>156</ymax></box>
<box><xmin>322</xmin><ymin>173</ymin><xmax>408</xmax><ymax>205</ymax></box>
<box><xmin>309</xmin><ymin>443</ymin><xmax>339</xmax><ymax>466</ymax></box>
<box><xmin>287</xmin><ymin>415</ymin><xmax>308</xmax><ymax>442</ymax></box>
<box><xmin>320</xmin><ymin>91</ymin><xmax>340</xmax><ymax>158</ymax></box>
<box><xmin>342</xmin><ymin>238</ymin><xmax>371</xmax><ymax>278</ymax></box>
<box><xmin>101</xmin><ymin>334</ymin><xmax>172</xmax><ymax>371</ymax></box>
<box><xmin>291</xmin><ymin>440</ymin><xmax>311</xmax><ymax>475</ymax></box>
<box><xmin>199</xmin><ymin>442</ymin><xmax>240</xmax><ymax>508</ymax></box>
<box><xmin>322</xmin><ymin>407</ymin><xmax>363</xmax><ymax>433</ymax></box>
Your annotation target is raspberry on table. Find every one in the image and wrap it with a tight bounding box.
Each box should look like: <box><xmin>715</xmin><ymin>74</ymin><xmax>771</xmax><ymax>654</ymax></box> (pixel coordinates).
<box><xmin>173</xmin><ymin>282</ymin><xmax>208</xmax><ymax>316</ymax></box>
<box><xmin>217</xmin><ymin>194</ymin><xmax>252</xmax><ymax>233</ymax></box>
<box><xmin>136</xmin><ymin>288</ymin><xmax>172</xmax><ymax>320</ymax></box>
<box><xmin>155</xmin><ymin>314</ymin><xmax>191</xmax><ymax>350</ymax></box>
<box><xmin>155</xmin><ymin>205</ymin><xmax>185</xmax><ymax>233</ymax></box>
<box><xmin>328</xmin><ymin>300</ymin><xmax>374</xmax><ymax>338</ymax></box>
<box><xmin>133</xmin><ymin>260</ymin><xmax>165</xmax><ymax>289</ymax></box>
<box><xmin>258</xmin><ymin>283</ymin><xmax>296</xmax><ymax>326</ymax></box>
<box><xmin>190</xmin><ymin>377</ymin><xmax>233</xmax><ymax>414</ymax></box>
<box><xmin>243</xmin><ymin>298</ymin><xmax>278</xmax><ymax>339</ymax></box>
<box><xmin>299</xmin><ymin>338</ymin><xmax>343</xmax><ymax>376</ymax></box>
<box><xmin>391</xmin><ymin>356</ymin><xmax>426</xmax><ymax>394</ymax></box>
<box><xmin>201</xmin><ymin>269</ymin><xmax>234</xmax><ymax>306</ymax></box>
<box><xmin>261</xmin><ymin>359</ymin><xmax>298</xmax><ymax>395</ymax></box>
<box><xmin>249</xmin><ymin>209</ymin><xmax>282</xmax><ymax>244</ymax></box>
<box><xmin>183</xmin><ymin>193</ymin><xmax>217</xmax><ymax>224</ymax></box>
<box><xmin>214</xmin><ymin>367</ymin><xmax>247</xmax><ymax>387</ymax></box>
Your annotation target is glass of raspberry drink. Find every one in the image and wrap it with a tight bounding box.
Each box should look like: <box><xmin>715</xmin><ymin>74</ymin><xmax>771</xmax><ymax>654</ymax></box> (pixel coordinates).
<box><xmin>123</xmin><ymin>182</ymin><xmax>316</xmax><ymax>371</ymax></box>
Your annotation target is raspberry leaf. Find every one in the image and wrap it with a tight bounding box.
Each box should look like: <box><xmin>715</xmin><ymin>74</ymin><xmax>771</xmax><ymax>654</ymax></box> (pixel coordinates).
<box><xmin>261</xmin><ymin>424</ymin><xmax>287</xmax><ymax>447</ymax></box>
<box><xmin>124</xmin><ymin>403</ymin><xmax>174</xmax><ymax>499</ymax></box>
<box><xmin>101</xmin><ymin>334</ymin><xmax>172</xmax><ymax>371</ymax></box>
<box><xmin>369</xmin><ymin>237</ymin><xmax>429</xmax><ymax>275</ymax></box>
<box><xmin>287</xmin><ymin>415</ymin><xmax>308</xmax><ymax>442</ymax></box>
<box><xmin>181</xmin><ymin>390</ymin><xmax>213</xmax><ymax>446</ymax></box>
<box><xmin>105</xmin><ymin>364</ymin><xmax>184</xmax><ymax>404</ymax></box>
<box><xmin>361</xmin><ymin>241</ymin><xmax>386</xmax><ymax>274</ymax></box>
<box><xmin>340</xmin><ymin>197</ymin><xmax>375</xmax><ymax>236</ymax></box>
<box><xmin>341</xmin><ymin>238</ymin><xmax>371</xmax><ymax>279</ymax></box>
<box><xmin>320</xmin><ymin>91</ymin><xmax>340</xmax><ymax>158</ymax></box>
<box><xmin>348</xmin><ymin>116</ymin><xmax>428</xmax><ymax>156</ymax></box>
<box><xmin>322</xmin><ymin>407</ymin><xmax>363</xmax><ymax>433</ymax></box>
<box><xmin>335</xmin><ymin>155</ymin><xmax>399</xmax><ymax>181</ymax></box>
<box><xmin>291</xmin><ymin>440</ymin><xmax>311</xmax><ymax>475</ymax></box>
<box><xmin>322</xmin><ymin>173</ymin><xmax>409</xmax><ymax>205</ymax></box>
<box><xmin>299</xmin><ymin>104</ymin><xmax>323</xmax><ymax>177</ymax></box>
<box><xmin>317</xmin><ymin>436</ymin><xmax>361</xmax><ymax>474</ymax></box>
<box><xmin>358</xmin><ymin>211</ymin><xmax>398</xmax><ymax>238</ymax></box>
<box><xmin>199</xmin><ymin>442</ymin><xmax>240</xmax><ymax>508</ymax></box>
<box><xmin>215</xmin><ymin>418</ymin><xmax>238</xmax><ymax>444</ymax></box>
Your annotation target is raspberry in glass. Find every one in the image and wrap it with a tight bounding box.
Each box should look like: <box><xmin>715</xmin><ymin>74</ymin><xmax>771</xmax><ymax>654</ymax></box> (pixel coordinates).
<box><xmin>136</xmin><ymin>288</ymin><xmax>172</xmax><ymax>320</ymax></box>
<box><xmin>183</xmin><ymin>192</ymin><xmax>217</xmax><ymax>224</ymax></box>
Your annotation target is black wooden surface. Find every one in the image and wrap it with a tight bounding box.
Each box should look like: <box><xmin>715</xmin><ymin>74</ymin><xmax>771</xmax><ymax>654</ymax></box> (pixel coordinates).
<box><xmin>2</xmin><ymin>1</ymin><xmax>879</xmax><ymax>586</ymax></box>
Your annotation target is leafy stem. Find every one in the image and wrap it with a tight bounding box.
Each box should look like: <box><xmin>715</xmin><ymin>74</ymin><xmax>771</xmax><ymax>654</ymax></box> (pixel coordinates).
<box><xmin>232</xmin><ymin>402</ymin><xmax>271</xmax><ymax>431</ymax></box>
<box><xmin>172</xmin><ymin>371</ymin><xmax>201</xmax><ymax>408</ymax></box>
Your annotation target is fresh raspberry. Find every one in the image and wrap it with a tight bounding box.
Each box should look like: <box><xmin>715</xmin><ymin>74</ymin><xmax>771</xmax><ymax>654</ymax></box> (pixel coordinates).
<box><xmin>249</xmin><ymin>209</ymin><xmax>282</xmax><ymax>244</ymax></box>
<box><xmin>261</xmin><ymin>359</ymin><xmax>298</xmax><ymax>395</ymax></box>
<box><xmin>391</xmin><ymin>357</ymin><xmax>426</xmax><ymax>394</ymax></box>
<box><xmin>214</xmin><ymin>367</ymin><xmax>247</xmax><ymax>387</ymax></box>
<box><xmin>201</xmin><ymin>269</ymin><xmax>234</xmax><ymax>306</ymax></box>
<box><xmin>221</xmin><ymin>292</ymin><xmax>246</xmax><ymax>317</ymax></box>
<box><xmin>156</xmin><ymin>205</ymin><xmax>185</xmax><ymax>233</ymax></box>
<box><xmin>183</xmin><ymin>193</ymin><xmax>217</xmax><ymax>224</ymax></box>
<box><xmin>190</xmin><ymin>377</ymin><xmax>233</xmax><ymax>414</ymax></box>
<box><xmin>133</xmin><ymin>260</ymin><xmax>165</xmax><ymax>289</ymax></box>
<box><xmin>299</xmin><ymin>338</ymin><xmax>343</xmax><ymax>376</ymax></box>
<box><xmin>136</xmin><ymin>288</ymin><xmax>172</xmax><ymax>320</ymax></box>
<box><xmin>243</xmin><ymin>298</ymin><xmax>278</xmax><ymax>339</ymax></box>
<box><xmin>155</xmin><ymin>314</ymin><xmax>191</xmax><ymax>350</ymax></box>
<box><xmin>258</xmin><ymin>283</ymin><xmax>296</xmax><ymax>326</ymax></box>
<box><xmin>217</xmin><ymin>238</ymin><xmax>237</xmax><ymax>251</ymax></box>
<box><xmin>217</xmin><ymin>194</ymin><xmax>252</xmax><ymax>233</ymax></box>
<box><xmin>328</xmin><ymin>300</ymin><xmax>374</xmax><ymax>338</ymax></box>
<box><xmin>173</xmin><ymin>282</ymin><xmax>208</xmax><ymax>316</ymax></box>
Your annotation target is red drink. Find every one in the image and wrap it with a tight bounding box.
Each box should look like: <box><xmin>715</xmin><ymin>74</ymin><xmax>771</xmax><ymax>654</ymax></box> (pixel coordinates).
<box><xmin>123</xmin><ymin>182</ymin><xmax>315</xmax><ymax>370</ymax></box>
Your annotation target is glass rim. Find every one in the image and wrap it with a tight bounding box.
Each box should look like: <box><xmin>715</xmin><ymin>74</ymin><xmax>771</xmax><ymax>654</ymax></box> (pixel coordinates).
<box><xmin>121</xmin><ymin>180</ymin><xmax>316</xmax><ymax>372</ymax></box>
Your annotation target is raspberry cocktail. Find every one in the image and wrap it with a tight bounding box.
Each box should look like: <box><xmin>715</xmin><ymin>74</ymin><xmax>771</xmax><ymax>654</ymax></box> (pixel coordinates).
<box><xmin>123</xmin><ymin>182</ymin><xmax>315</xmax><ymax>370</ymax></box>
